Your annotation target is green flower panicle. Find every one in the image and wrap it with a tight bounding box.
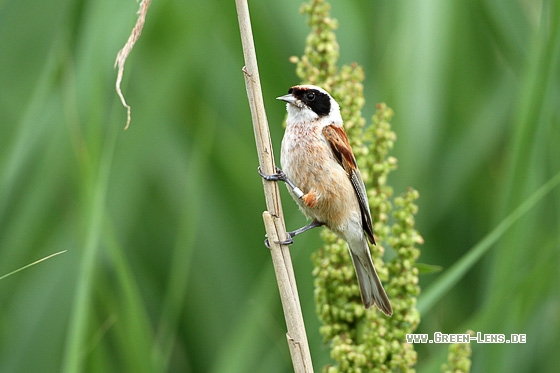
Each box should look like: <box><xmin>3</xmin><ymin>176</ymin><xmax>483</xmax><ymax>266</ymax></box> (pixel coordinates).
<box><xmin>296</xmin><ymin>0</ymin><xmax>339</xmax><ymax>86</ymax></box>
<box><xmin>441</xmin><ymin>331</ymin><xmax>474</xmax><ymax>373</ymax></box>
<box><xmin>298</xmin><ymin>0</ymin><xmax>425</xmax><ymax>371</ymax></box>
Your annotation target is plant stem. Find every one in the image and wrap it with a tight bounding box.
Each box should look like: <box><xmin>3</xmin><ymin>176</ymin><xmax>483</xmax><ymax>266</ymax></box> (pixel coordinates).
<box><xmin>235</xmin><ymin>1</ymin><xmax>314</xmax><ymax>372</ymax></box>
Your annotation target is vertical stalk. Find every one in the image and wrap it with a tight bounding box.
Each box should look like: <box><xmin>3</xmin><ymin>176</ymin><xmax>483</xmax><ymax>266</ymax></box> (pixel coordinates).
<box><xmin>235</xmin><ymin>1</ymin><xmax>314</xmax><ymax>372</ymax></box>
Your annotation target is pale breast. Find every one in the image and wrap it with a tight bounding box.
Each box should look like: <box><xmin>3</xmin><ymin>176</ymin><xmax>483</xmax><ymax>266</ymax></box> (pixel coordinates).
<box><xmin>280</xmin><ymin>122</ymin><xmax>359</xmax><ymax>232</ymax></box>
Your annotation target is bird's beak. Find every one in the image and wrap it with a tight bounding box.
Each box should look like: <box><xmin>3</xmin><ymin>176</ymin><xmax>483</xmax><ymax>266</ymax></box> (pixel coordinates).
<box><xmin>276</xmin><ymin>93</ymin><xmax>297</xmax><ymax>105</ymax></box>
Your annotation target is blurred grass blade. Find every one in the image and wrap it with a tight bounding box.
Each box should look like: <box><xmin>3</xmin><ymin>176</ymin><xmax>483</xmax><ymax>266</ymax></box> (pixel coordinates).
<box><xmin>0</xmin><ymin>250</ymin><xmax>67</xmax><ymax>281</ymax></box>
<box><xmin>102</xmin><ymin>218</ymin><xmax>158</xmax><ymax>373</ymax></box>
<box><xmin>418</xmin><ymin>170</ymin><xmax>560</xmax><ymax>314</ymax></box>
<box><xmin>61</xmin><ymin>125</ymin><xmax>119</xmax><ymax>373</ymax></box>
<box><xmin>415</xmin><ymin>263</ymin><xmax>443</xmax><ymax>275</ymax></box>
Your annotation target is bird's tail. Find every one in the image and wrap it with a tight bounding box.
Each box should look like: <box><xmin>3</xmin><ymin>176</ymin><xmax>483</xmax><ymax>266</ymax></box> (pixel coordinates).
<box><xmin>348</xmin><ymin>238</ymin><xmax>393</xmax><ymax>316</ymax></box>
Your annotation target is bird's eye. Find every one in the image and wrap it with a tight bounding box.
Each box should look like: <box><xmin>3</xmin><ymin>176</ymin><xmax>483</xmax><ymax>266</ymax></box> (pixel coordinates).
<box><xmin>305</xmin><ymin>92</ymin><xmax>315</xmax><ymax>101</ymax></box>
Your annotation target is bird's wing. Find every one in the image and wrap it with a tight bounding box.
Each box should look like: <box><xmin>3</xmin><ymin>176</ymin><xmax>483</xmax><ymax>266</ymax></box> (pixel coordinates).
<box><xmin>322</xmin><ymin>124</ymin><xmax>375</xmax><ymax>244</ymax></box>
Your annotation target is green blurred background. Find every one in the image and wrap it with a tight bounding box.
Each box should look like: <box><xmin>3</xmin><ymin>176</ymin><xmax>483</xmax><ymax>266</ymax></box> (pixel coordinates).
<box><xmin>0</xmin><ymin>0</ymin><xmax>558</xmax><ymax>372</ymax></box>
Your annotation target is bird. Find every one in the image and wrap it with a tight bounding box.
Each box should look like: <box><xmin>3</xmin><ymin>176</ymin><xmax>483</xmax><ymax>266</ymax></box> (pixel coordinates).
<box><xmin>259</xmin><ymin>84</ymin><xmax>392</xmax><ymax>316</ymax></box>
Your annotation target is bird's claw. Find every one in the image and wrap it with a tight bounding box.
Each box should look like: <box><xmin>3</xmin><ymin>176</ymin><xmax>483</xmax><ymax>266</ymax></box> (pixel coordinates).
<box><xmin>264</xmin><ymin>234</ymin><xmax>294</xmax><ymax>248</ymax></box>
<box><xmin>258</xmin><ymin>166</ymin><xmax>287</xmax><ymax>182</ymax></box>
<box><xmin>257</xmin><ymin>166</ymin><xmax>304</xmax><ymax>199</ymax></box>
<box><xmin>263</xmin><ymin>221</ymin><xmax>323</xmax><ymax>248</ymax></box>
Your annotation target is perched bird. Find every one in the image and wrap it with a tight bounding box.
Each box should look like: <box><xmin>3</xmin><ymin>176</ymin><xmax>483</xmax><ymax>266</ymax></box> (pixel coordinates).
<box><xmin>259</xmin><ymin>85</ymin><xmax>392</xmax><ymax>316</ymax></box>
